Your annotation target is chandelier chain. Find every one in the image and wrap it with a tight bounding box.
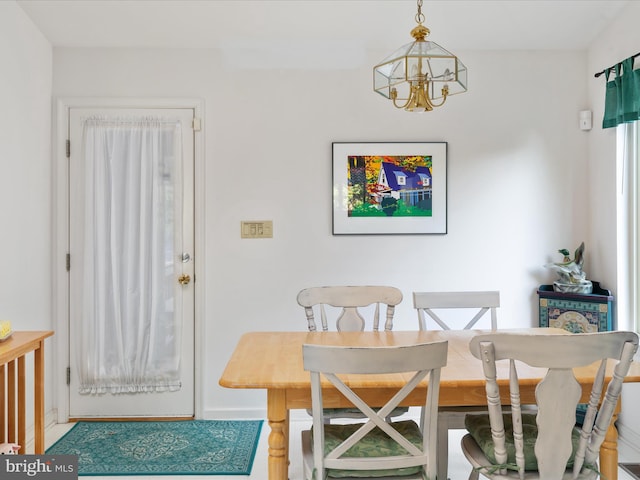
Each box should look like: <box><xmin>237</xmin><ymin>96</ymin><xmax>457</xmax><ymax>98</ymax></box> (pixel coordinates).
<box><xmin>415</xmin><ymin>0</ymin><xmax>425</xmax><ymax>25</ymax></box>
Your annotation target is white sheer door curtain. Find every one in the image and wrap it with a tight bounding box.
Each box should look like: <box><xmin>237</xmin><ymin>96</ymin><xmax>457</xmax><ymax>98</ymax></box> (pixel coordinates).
<box><xmin>76</xmin><ymin>117</ymin><xmax>184</xmax><ymax>395</ymax></box>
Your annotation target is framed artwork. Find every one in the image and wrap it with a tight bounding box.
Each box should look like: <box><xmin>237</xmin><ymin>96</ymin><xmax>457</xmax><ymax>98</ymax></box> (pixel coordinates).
<box><xmin>332</xmin><ymin>142</ymin><xmax>447</xmax><ymax>235</ymax></box>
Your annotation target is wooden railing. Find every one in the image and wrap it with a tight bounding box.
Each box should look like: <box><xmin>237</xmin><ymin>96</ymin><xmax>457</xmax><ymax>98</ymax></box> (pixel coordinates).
<box><xmin>0</xmin><ymin>331</ymin><xmax>54</xmax><ymax>454</ymax></box>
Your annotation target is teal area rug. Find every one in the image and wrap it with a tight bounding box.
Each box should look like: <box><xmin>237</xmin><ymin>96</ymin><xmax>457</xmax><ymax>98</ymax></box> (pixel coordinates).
<box><xmin>46</xmin><ymin>420</ymin><xmax>263</xmax><ymax>476</ymax></box>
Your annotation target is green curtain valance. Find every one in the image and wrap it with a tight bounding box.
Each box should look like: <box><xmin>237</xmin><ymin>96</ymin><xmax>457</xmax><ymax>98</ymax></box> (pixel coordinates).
<box><xmin>603</xmin><ymin>56</ymin><xmax>640</xmax><ymax>129</ymax></box>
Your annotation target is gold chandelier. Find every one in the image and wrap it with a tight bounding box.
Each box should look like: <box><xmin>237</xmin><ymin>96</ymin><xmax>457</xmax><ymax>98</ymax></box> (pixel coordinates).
<box><xmin>373</xmin><ymin>0</ymin><xmax>468</xmax><ymax>112</ymax></box>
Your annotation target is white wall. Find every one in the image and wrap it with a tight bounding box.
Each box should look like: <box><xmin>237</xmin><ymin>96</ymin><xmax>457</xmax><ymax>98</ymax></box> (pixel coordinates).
<box><xmin>587</xmin><ymin>0</ymin><xmax>640</xmax><ymax>451</ymax></box>
<box><xmin>0</xmin><ymin>1</ymin><xmax>53</xmax><ymax>429</ymax></box>
<box><xmin>53</xmin><ymin>46</ymin><xmax>589</xmax><ymax>417</ymax></box>
<box><xmin>3</xmin><ymin>0</ymin><xmax>636</xmax><ymax>451</ymax></box>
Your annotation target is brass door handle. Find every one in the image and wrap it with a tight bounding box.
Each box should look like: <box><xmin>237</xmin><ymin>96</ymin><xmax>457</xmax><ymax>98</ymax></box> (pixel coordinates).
<box><xmin>178</xmin><ymin>274</ymin><xmax>191</xmax><ymax>285</ymax></box>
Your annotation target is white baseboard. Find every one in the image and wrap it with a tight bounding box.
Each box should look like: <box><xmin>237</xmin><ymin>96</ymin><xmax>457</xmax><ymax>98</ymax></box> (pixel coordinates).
<box><xmin>201</xmin><ymin>408</ymin><xmax>267</xmax><ymax>420</ymax></box>
<box><xmin>618</xmin><ymin>422</ymin><xmax>640</xmax><ymax>456</ymax></box>
<box><xmin>24</xmin><ymin>408</ymin><xmax>58</xmax><ymax>452</ymax></box>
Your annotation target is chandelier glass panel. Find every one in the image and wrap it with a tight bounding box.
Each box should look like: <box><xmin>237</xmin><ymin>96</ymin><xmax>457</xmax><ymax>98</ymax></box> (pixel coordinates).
<box><xmin>374</xmin><ymin>0</ymin><xmax>468</xmax><ymax>112</ymax></box>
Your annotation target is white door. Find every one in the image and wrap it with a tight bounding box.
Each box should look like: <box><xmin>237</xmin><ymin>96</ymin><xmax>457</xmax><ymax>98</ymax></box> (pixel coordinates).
<box><xmin>68</xmin><ymin>107</ymin><xmax>195</xmax><ymax>418</ymax></box>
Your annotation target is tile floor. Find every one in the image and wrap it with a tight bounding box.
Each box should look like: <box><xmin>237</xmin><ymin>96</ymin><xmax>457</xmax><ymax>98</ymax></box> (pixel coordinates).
<box><xmin>45</xmin><ymin>420</ymin><xmax>638</xmax><ymax>480</ymax></box>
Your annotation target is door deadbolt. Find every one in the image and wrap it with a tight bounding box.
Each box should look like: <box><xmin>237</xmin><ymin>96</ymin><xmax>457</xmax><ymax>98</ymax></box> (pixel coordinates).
<box><xmin>178</xmin><ymin>274</ymin><xmax>191</xmax><ymax>285</ymax></box>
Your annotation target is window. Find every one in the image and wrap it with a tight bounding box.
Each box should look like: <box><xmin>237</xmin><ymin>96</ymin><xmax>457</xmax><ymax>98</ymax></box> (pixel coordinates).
<box><xmin>617</xmin><ymin>122</ymin><xmax>640</xmax><ymax>332</ymax></box>
<box><xmin>418</xmin><ymin>173</ymin><xmax>431</xmax><ymax>187</ymax></box>
<box><xmin>395</xmin><ymin>172</ymin><xmax>407</xmax><ymax>185</ymax></box>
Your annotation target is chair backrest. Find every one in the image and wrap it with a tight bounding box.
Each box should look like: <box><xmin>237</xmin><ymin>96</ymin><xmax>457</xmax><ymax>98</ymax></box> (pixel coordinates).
<box><xmin>297</xmin><ymin>286</ymin><xmax>403</xmax><ymax>332</ymax></box>
<box><xmin>468</xmin><ymin>331</ymin><xmax>639</xmax><ymax>479</ymax></box>
<box><xmin>303</xmin><ymin>341</ymin><xmax>448</xmax><ymax>480</ymax></box>
<box><xmin>412</xmin><ymin>291</ymin><xmax>500</xmax><ymax>330</ymax></box>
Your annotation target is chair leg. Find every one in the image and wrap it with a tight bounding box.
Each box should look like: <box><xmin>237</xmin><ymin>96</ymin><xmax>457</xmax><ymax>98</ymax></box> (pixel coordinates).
<box><xmin>437</xmin><ymin>413</ymin><xmax>448</xmax><ymax>480</ymax></box>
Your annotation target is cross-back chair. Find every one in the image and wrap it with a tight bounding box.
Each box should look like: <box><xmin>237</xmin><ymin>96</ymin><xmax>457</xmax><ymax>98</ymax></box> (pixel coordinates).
<box><xmin>413</xmin><ymin>291</ymin><xmax>499</xmax><ymax>331</ymax></box>
<box><xmin>301</xmin><ymin>341</ymin><xmax>448</xmax><ymax>480</ymax></box>
<box><xmin>297</xmin><ymin>286</ymin><xmax>407</xmax><ymax>422</ymax></box>
<box><xmin>462</xmin><ymin>330</ymin><xmax>639</xmax><ymax>480</ymax></box>
<box><xmin>297</xmin><ymin>286</ymin><xmax>403</xmax><ymax>332</ymax></box>
<box><xmin>412</xmin><ymin>290</ymin><xmax>500</xmax><ymax>480</ymax></box>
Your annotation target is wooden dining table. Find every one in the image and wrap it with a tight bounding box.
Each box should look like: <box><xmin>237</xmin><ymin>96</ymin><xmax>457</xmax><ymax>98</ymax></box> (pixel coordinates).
<box><xmin>219</xmin><ymin>328</ymin><xmax>640</xmax><ymax>480</ymax></box>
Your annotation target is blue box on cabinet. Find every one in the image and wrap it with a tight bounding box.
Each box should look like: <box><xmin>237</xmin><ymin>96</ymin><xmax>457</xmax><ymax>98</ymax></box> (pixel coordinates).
<box><xmin>537</xmin><ymin>281</ymin><xmax>615</xmax><ymax>333</ymax></box>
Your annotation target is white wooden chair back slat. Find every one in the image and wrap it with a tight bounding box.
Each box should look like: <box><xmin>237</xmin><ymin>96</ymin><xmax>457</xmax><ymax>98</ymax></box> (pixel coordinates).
<box><xmin>572</xmin><ymin>359</ymin><xmax>606</xmax><ymax>477</ymax></box>
<box><xmin>508</xmin><ymin>359</ymin><xmax>525</xmax><ymax>478</ymax></box>
<box><xmin>463</xmin><ymin>331</ymin><xmax>639</xmax><ymax>480</ymax></box>
<box><xmin>582</xmin><ymin>340</ymin><xmax>637</xmax><ymax>468</ymax></box>
<box><xmin>302</xmin><ymin>341</ymin><xmax>448</xmax><ymax>480</ymax></box>
<box><xmin>319</xmin><ymin>304</ymin><xmax>329</xmax><ymax>331</ymax></box>
<box><xmin>413</xmin><ymin>291</ymin><xmax>500</xmax><ymax>331</ymax></box>
<box><xmin>297</xmin><ymin>286</ymin><xmax>403</xmax><ymax>332</ymax></box>
<box><xmin>322</xmin><ymin>371</ymin><xmax>426</xmax><ymax>458</ymax></box>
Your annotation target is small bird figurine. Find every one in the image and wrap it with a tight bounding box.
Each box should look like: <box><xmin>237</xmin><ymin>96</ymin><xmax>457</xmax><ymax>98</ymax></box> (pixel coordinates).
<box><xmin>545</xmin><ymin>242</ymin><xmax>592</xmax><ymax>293</ymax></box>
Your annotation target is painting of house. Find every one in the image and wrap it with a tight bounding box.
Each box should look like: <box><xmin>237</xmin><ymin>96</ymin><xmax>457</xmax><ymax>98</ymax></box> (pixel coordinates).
<box><xmin>347</xmin><ymin>155</ymin><xmax>434</xmax><ymax>217</ymax></box>
<box><xmin>376</xmin><ymin>162</ymin><xmax>433</xmax><ymax>215</ymax></box>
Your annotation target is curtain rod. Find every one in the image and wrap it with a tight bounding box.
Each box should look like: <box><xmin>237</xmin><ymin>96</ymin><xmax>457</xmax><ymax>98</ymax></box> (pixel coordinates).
<box><xmin>594</xmin><ymin>52</ymin><xmax>640</xmax><ymax>78</ymax></box>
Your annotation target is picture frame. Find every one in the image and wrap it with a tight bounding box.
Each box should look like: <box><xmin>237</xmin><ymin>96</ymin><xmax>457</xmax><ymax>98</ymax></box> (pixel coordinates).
<box><xmin>332</xmin><ymin>142</ymin><xmax>447</xmax><ymax>235</ymax></box>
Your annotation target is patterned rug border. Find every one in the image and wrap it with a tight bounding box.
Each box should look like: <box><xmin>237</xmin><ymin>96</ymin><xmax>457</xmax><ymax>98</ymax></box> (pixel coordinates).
<box><xmin>46</xmin><ymin>420</ymin><xmax>263</xmax><ymax>476</ymax></box>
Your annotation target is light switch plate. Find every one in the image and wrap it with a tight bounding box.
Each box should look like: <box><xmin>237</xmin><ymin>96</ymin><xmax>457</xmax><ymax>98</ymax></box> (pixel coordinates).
<box><xmin>241</xmin><ymin>221</ymin><xmax>273</xmax><ymax>238</ymax></box>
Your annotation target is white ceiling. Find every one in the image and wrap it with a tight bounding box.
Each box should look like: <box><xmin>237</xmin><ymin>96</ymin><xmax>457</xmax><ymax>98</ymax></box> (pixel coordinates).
<box><xmin>16</xmin><ymin>0</ymin><xmax>630</xmax><ymax>52</ymax></box>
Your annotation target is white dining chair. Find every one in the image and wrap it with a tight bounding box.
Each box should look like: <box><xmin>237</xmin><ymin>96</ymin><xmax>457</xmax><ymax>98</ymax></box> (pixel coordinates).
<box><xmin>301</xmin><ymin>341</ymin><xmax>448</xmax><ymax>480</ymax></box>
<box><xmin>461</xmin><ymin>330</ymin><xmax>639</xmax><ymax>480</ymax></box>
<box><xmin>413</xmin><ymin>290</ymin><xmax>500</xmax><ymax>480</ymax></box>
<box><xmin>297</xmin><ymin>285</ymin><xmax>407</xmax><ymax>422</ymax></box>
<box><xmin>297</xmin><ymin>285</ymin><xmax>403</xmax><ymax>332</ymax></box>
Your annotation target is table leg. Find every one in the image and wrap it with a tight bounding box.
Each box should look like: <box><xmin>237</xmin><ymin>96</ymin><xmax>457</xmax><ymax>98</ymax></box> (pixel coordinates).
<box><xmin>600</xmin><ymin>412</ymin><xmax>619</xmax><ymax>480</ymax></box>
<box><xmin>267</xmin><ymin>389</ymin><xmax>289</xmax><ymax>480</ymax></box>
<box><xmin>285</xmin><ymin>408</ymin><xmax>290</xmax><ymax>474</ymax></box>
